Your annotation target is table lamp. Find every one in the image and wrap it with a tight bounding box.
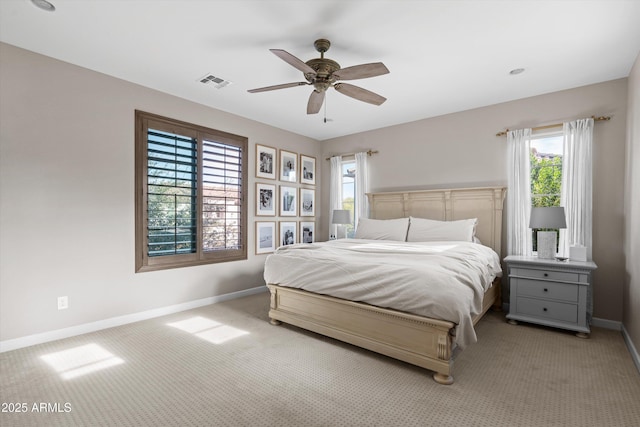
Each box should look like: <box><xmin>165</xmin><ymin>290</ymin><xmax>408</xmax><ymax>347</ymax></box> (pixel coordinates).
<box><xmin>332</xmin><ymin>209</ymin><xmax>351</xmax><ymax>239</ymax></box>
<box><xmin>529</xmin><ymin>207</ymin><xmax>566</xmax><ymax>259</ymax></box>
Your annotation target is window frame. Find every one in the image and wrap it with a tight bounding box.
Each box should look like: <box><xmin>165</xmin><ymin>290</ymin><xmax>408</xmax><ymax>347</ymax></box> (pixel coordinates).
<box><xmin>135</xmin><ymin>110</ymin><xmax>248</xmax><ymax>272</ymax></box>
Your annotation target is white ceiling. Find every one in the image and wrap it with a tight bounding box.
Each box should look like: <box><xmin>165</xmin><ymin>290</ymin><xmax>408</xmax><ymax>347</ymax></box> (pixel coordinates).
<box><xmin>1</xmin><ymin>0</ymin><xmax>639</xmax><ymax>141</ymax></box>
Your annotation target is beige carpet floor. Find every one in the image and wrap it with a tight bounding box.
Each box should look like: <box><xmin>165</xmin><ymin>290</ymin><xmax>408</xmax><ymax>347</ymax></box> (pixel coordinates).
<box><xmin>1</xmin><ymin>291</ymin><xmax>639</xmax><ymax>427</ymax></box>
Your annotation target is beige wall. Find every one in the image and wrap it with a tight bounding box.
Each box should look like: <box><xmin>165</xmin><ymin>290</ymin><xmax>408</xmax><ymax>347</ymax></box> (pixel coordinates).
<box><xmin>0</xmin><ymin>43</ymin><xmax>320</xmax><ymax>342</ymax></box>
<box><xmin>320</xmin><ymin>79</ymin><xmax>629</xmax><ymax>323</ymax></box>
<box><xmin>624</xmin><ymin>52</ymin><xmax>640</xmax><ymax>351</ymax></box>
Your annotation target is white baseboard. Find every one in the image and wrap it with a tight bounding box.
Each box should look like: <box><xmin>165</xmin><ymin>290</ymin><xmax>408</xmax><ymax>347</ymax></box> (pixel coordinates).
<box><xmin>622</xmin><ymin>324</ymin><xmax>640</xmax><ymax>374</ymax></box>
<box><xmin>0</xmin><ymin>286</ymin><xmax>268</xmax><ymax>353</ymax></box>
<box><xmin>591</xmin><ymin>317</ymin><xmax>622</xmax><ymax>331</ymax></box>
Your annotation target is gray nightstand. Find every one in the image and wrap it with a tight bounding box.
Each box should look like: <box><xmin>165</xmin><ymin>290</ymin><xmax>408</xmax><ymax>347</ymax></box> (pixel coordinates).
<box><xmin>504</xmin><ymin>255</ymin><xmax>597</xmax><ymax>338</ymax></box>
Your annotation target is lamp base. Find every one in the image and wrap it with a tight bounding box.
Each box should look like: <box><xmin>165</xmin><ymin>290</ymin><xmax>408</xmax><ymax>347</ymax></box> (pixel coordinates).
<box><xmin>537</xmin><ymin>231</ymin><xmax>557</xmax><ymax>259</ymax></box>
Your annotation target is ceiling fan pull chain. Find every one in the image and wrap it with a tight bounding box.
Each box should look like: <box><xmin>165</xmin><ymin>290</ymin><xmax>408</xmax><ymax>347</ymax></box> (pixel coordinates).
<box><xmin>324</xmin><ymin>95</ymin><xmax>327</xmax><ymax>123</ymax></box>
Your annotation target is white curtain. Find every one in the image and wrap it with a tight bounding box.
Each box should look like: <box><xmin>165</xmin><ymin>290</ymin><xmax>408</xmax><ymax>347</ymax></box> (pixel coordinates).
<box><xmin>354</xmin><ymin>152</ymin><xmax>369</xmax><ymax>229</ymax></box>
<box><xmin>507</xmin><ymin>128</ymin><xmax>533</xmax><ymax>256</ymax></box>
<box><xmin>559</xmin><ymin>118</ymin><xmax>594</xmax><ymax>259</ymax></box>
<box><xmin>329</xmin><ymin>155</ymin><xmax>343</xmax><ymax>239</ymax></box>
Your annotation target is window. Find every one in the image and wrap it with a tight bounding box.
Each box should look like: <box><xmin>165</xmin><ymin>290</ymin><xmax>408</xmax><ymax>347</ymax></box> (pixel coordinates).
<box><xmin>341</xmin><ymin>160</ymin><xmax>356</xmax><ymax>238</ymax></box>
<box><xmin>530</xmin><ymin>134</ymin><xmax>563</xmax><ymax>207</ymax></box>
<box><xmin>135</xmin><ymin>111</ymin><xmax>247</xmax><ymax>272</ymax></box>
<box><xmin>530</xmin><ymin>132</ymin><xmax>563</xmax><ymax>251</ymax></box>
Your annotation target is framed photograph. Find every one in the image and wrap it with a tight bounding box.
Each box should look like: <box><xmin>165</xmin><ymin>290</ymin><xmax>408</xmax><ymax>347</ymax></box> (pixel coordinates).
<box><xmin>255</xmin><ymin>221</ymin><xmax>276</xmax><ymax>254</ymax></box>
<box><xmin>300</xmin><ymin>221</ymin><xmax>315</xmax><ymax>243</ymax></box>
<box><xmin>300</xmin><ymin>154</ymin><xmax>316</xmax><ymax>185</ymax></box>
<box><xmin>280</xmin><ymin>186</ymin><xmax>297</xmax><ymax>216</ymax></box>
<box><xmin>279</xmin><ymin>150</ymin><xmax>297</xmax><ymax>182</ymax></box>
<box><xmin>256</xmin><ymin>183</ymin><xmax>276</xmax><ymax>216</ymax></box>
<box><xmin>299</xmin><ymin>188</ymin><xmax>315</xmax><ymax>217</ymax></box>
<box><xmin>256</xmin><ymin>144</ymin><xmax>277</xmax><ymax>180</ymax></box>
<box><xmin>279</xmin><ymin>221</ymin><xmax>297</xmax><ymax>247</ymax></box>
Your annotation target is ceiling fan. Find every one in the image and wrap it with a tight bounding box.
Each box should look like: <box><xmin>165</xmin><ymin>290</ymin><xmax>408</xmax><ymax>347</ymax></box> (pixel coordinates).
<box><xmin>248</xmin><ymin>39</ymin><xmax>389</xmax><ymax>114</ymax></box>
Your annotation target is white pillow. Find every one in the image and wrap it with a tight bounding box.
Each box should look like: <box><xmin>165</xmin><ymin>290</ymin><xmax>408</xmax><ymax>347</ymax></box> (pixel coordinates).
<box><xmin>354</xmin><ymin>217</ymin><xmax>409</xmax><ymax>241</ymax></box>
<box><xmin>407</xmin><ymin>217</ymin><xmax>478</xmax><ymax>242</ymax></box>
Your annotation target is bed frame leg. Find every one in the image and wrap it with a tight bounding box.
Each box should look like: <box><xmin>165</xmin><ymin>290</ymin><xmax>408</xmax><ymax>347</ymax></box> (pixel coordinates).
<box><xmin>269</xmin><ymin>318</ymin><xmax>282</xmax><ymax>326</ymax></box>
<box><xmin>433</xmin><ymin>372</ymin><xmax>454</xmax><ymax>385</ymax></box>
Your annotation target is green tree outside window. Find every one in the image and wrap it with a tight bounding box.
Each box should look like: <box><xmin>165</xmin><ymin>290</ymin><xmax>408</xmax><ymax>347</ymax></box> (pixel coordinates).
<box><xmin>530</xmin><ymin>145</ymin><xmax>563</xmax><ymax>251</ymax></box>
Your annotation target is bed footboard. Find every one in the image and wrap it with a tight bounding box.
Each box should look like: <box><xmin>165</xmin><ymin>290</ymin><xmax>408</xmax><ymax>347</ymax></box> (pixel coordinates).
<box><xmin>267</xmin><ymin>278</ymin><xmax>500</xmax><ymax>385</ymax></box>
<box><xmin>267</xmin><ymin>284</ymin><xmax>457</xmax><ymax>384</ymax></box>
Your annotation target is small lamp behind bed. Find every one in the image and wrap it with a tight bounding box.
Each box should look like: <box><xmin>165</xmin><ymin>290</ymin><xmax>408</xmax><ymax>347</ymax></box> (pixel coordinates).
<box><xmin>332</xmin><ymin>209</ymin><xmax>352</xmax><ymax>239</ymax></box>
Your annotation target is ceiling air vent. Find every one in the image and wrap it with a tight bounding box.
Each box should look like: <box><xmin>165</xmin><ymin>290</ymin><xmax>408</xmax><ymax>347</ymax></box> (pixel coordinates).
<box><xmin>198</xmin><ymin>74</ymin><xmax>232</xmax><ymax>89</ymax></box>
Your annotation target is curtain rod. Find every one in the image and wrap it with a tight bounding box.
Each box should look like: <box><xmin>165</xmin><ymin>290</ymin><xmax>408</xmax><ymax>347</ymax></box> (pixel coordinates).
<box><xmin>325</xmin><ymin>149</ymin><xmax>379</xmax><ymax>161</ymax></box>
<box><xmin>496</xmin><ymin>115</ymin><xmax>611</xmax><ymax>137</ymax></box>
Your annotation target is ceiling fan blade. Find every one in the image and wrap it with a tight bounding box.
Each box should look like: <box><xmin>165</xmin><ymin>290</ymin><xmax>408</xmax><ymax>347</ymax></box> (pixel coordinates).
<box><xmin>334</xmin><ymin>83</ymin><xmax>386</xmax><ymax>106</ymax></box>
<box><xmin>270</xmin><ymin>49</ymin><xmax>317</xmax><ymax>76</ymax></box>
<box><xmin>307</xmin><ymin>90</ymin><xmax>325</xmax><ymax>114</ymax></box>
<box><xmin>333</xmin><ymin>62</ymin><xmax>389</xmax><ymax>81</ymax></box>
<box><xmin>247</xmin><ymin>82</ymin><xmax>309</xmax><ymax>93</ymax></box>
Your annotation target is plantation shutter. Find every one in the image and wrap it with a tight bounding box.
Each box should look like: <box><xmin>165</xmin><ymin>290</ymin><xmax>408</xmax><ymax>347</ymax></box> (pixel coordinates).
<box><xmin>201</xmin><ymin>138</ymin><xmax>243</xmax><ymax>251</ymax></box>
<box><xmin>146</xmin><ymin>129</ymin><xmax>197</xmax><ymax>257</ymax></box>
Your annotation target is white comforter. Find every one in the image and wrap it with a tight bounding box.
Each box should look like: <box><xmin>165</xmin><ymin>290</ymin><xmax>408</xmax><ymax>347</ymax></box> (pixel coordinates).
<box><xmin>263</xmin><ymin>239</ymin><xmax>502</xmax><ymax>348</ymax></box>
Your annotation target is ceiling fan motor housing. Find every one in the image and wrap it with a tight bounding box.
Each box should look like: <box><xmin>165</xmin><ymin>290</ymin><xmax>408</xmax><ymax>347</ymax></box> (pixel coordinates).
<box><xmin>305</xmin><ymin>57</ymin><xmax>340</xmax><ymax>92</ymax></box>
<box><xmin>304</xmin><ymin>38</ymin><xmax>340</xmax><ymax>92</ymax></box>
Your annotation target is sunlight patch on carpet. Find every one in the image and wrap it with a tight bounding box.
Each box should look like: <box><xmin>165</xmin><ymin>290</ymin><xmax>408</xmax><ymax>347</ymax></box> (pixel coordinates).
<box><xmin>167</xmin><ymin>316</ymin><xmax>249</xmax><ymax>344</ymax></box>
<box><xmin>40</xmin><ymin>343</ymin><xmax>124</xmax><ymax>380</ymax></box>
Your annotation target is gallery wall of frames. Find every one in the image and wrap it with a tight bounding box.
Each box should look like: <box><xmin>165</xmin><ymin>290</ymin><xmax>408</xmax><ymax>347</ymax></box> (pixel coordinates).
<box><xmin>255</xmin><ymin>144</ymin><xmax>316</xmax><ymax>254</ymax></box>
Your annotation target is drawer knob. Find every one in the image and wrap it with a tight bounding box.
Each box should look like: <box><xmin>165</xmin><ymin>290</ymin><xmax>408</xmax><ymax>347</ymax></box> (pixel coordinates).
<box><xmin>543</xmin><ymin>308</ymin><xmax>548</xmax><ymax>312</ymax></box>
<box><xmin>544</xmin><ymin>273</ymin><xmax>549</xmax><ymax>277</ymax></box>
<box><xmin>544</xmin><ymin>288</ymin><xmax>548</xmax><ymax>292</ymax></box>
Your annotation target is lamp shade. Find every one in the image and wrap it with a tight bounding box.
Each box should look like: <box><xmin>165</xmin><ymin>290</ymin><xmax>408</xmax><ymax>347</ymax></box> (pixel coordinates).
<box><xmin>332</xmin><ymin>209</ymin><xmax>351</xmax><ymax>225</ymax></box>
<box><xmin>529</xmin><ymin>207</ymin><xmax>567</xmax><ymax>229</ymax></box>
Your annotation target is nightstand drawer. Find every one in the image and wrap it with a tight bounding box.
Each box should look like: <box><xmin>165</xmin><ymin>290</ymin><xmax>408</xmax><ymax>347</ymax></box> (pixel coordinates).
<box><xmin>511</xmin><ymin>267</ymin><xmax>580</xmax><ymax>283</ymax></box>
<box><xmin>515</xmin><ymin>279</ymin><xmax>579</xmax><ymax>302</ymax></box>
<box><xmin>516</xmin><ymin>297</ymin><xmax>577</xmax><ymax>323</ymax></box>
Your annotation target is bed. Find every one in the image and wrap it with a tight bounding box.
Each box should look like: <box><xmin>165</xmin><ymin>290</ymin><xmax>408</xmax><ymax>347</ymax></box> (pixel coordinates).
<box><xmin>264</xmin><ymin>186</ymin><xmax>506</xmax><ymax>384</ymax></box>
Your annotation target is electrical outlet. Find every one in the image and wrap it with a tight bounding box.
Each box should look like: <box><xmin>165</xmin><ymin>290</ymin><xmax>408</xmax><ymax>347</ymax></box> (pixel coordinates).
<box><xmin>57</xmin><ymin>296</ymin><xmax>68</xmax><ymax>310</ymax></box>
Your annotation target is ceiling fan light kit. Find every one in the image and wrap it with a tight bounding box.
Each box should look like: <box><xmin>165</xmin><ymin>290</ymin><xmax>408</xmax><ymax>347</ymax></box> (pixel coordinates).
<box><xmin>248</xmin><ymin>39</ymin><xmax>389</xmax><ymax>115</ymax></box>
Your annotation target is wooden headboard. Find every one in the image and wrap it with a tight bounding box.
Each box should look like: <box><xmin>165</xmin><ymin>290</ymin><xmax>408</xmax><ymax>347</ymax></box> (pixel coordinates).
<box><xmin>367</xmin><ymin>187</ymin><xmax>506</xmax><ymax>256</ymax></box>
